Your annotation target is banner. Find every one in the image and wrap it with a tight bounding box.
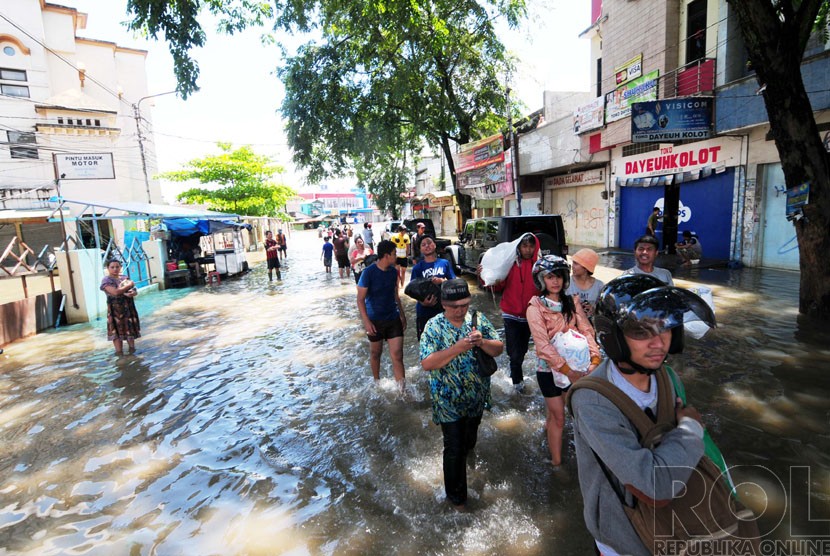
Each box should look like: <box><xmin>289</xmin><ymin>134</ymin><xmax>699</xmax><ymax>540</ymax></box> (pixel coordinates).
<box><xmin>631</xmin><ymin>97</ymin><xmax>713</xmax><ymax>143</ymax></box>
<box><xmin>453</xmin><ymin>133</ymin><xmax>504</xmax><ymax>174</ymax></box>
<box><xmin>605</xmin><ymin>69</ymin><xmax>659</xmax><ymax>124</ymax></box>
<box><xmin>573</xmin><ymin>96</ymin><xmax>605</xmax><ymax>134</ymax></box>
<box><xmin>460</xmin><ymin>150</ymin><xmax>514</xmax><ymax>199</ymax></box>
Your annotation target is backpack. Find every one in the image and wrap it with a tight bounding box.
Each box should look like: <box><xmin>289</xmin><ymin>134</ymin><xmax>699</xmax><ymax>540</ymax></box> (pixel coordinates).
<box><xmin>567</xmin><ymin>367</ymin><xmax>761</xmax><ymax>555</ymax></box>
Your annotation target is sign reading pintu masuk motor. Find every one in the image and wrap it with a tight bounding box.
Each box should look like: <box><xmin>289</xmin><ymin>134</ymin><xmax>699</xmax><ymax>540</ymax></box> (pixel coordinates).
<box><xmin>53</xmin><ymin>153</ymin><xmax>116</xmax><ymax>180</ymax></box>
<box><xmin>630</xmin><ymin>97</ymin><xmax>713</xmax><ymax>143</ymax></box>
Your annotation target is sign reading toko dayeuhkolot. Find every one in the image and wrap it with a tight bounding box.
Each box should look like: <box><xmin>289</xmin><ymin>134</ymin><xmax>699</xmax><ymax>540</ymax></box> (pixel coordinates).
<box><xmin>53</xmin><ymin>153</ymin><xmax>115</xmax><ymax>180</ymax></box>
<box><xmin>631</xmin><ymin>98</ymin><xmax>713</xmax><ymax>143</ymax></box>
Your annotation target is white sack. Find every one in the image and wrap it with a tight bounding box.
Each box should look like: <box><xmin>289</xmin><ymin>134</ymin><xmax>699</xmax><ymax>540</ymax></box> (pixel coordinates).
<box><xmin>479</xmin><ymin>237</ymin><xmax>521</xmax><ymax>286</ymax></box>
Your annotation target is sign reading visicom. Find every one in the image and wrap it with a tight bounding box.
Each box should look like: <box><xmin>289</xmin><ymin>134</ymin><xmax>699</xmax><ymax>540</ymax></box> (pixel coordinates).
<box><xmin>53</xmin><ymin>153</ymin><xmax>115</xmax><ymax>180</ymax></box>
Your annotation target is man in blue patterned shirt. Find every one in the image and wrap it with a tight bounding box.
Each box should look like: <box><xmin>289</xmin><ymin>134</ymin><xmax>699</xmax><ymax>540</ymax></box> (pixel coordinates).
<box><xmin>420</xmin><ymin>279</ymin><xmax>503</xmax><ymax>510</ymax></box>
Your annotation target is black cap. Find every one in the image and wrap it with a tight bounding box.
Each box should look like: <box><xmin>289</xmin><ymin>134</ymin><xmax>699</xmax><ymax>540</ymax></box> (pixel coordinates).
<box><xmin>441</xmin><ymin>279</ymin><xmax>470</xmax><ymax>301</ymax></box>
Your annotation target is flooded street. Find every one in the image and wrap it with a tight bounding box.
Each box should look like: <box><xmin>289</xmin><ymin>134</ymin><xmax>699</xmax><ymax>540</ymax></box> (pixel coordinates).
<box><xmin>1</xmin><ymin>231</ymin><xmax>828</xmax><ymax>555</ymax></box>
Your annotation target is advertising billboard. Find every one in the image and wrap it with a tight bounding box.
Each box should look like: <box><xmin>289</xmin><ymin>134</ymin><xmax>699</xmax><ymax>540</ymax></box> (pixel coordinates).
<box><xmin>605</xmin><ymin>69</ymin><xmax>659</xmax><ymax>124</ymax></box>
<box><xmin>631</xmin><ymin>97</ymin><xmax>713</xmax><ymax>143</ymax></box>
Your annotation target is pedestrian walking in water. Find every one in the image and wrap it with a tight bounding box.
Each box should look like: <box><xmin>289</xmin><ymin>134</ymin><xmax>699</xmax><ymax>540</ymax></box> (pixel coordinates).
<box><xmin>391</xmin><ymin>225</ymin><xmax>410</xmax><ymax>288</ymax></box>
<box><xmin>357</xmin><ymin>240</ymin><xmax>406</xmax><ymax>388</ymax></box>
<box><xmin>264</xmin><ymin>231</ymin><xmax>281</xmax><ymax>281</ymax></box>
<box><xmin>567</xmin><ymin>275</ymin><xmax>757</xmax><ymax>556</ymax></box>
<box><xmin>349</xmin><ymin>235</ymin><xmax>374</xmax><ymax>284</ymax></box>
<box><xmin>321</xmin><ymin>237</ymin><xmax>334</xmax><ymax>273</ymax></box>
<box><xmin>566</xmin><ymin>248</ymin><xmax>604</xmax><ymax>320</ymax></box>
<box><xmin>409</xmin><ymin>235</ymin><xmax>455</xmax><ymax>340</ymax></box>
<box><xmin>333</xmin><ymin>230</ymin><xmax>350</xmax><ymax>279</ymax></box>
<box><xmin>420</xmin><ymin>279</ymin><xmax>503</xmax><ymax>511</ymax></box>
<box><xmin>485</xmin><ymin>233</ymin><xmax>540</xmax><ymax>393</ymax></box>
<box><xmin>362</xmin><ymin>222</ymin><xmax>374</xmax><ymax>250</ymax></box>
<box><xmin>100</xmin><ymin>259</ymin><xmax>140</xmax><ymax>356</ymax></box>
<box><xmin>276</xmin><ymin>229</ymin><xmax>288</xmax><ymax>260</ymax></box>
<box><xmin>526</xmin><ymin>255</ymin><xmax>600</xmax><ymax>468</ymax></box>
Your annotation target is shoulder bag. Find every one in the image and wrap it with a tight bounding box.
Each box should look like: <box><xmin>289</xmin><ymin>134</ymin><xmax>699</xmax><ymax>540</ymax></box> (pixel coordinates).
<box><xmin>471</xmin><ymin>310</ymin><xmax>498</xmax><ymax>377</ymax></box>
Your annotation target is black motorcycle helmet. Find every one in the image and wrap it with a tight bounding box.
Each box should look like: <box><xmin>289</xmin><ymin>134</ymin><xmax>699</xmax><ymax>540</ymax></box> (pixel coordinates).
<box><xmin>594</xmin><ymin>274</ymin><xmax>716</xmax><ymax>374</ymax></box>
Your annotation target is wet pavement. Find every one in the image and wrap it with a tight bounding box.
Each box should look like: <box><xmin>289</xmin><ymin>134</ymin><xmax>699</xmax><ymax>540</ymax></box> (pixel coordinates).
<box><xmin>0</xmin><ymin>231</ymin><xmax>828</xmax><ymax>555</ymax></box>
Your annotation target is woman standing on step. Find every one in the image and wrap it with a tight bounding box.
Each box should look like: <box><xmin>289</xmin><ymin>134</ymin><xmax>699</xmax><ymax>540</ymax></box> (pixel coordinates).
<box><xmin>100</xmin><ymin>259</ymin><xmax>141</xmax><ymax>356</ymax></box>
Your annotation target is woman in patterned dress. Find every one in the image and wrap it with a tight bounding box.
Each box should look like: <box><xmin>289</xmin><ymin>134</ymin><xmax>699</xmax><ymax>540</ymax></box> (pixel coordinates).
<box><xmin>100</xmin><ymin>259</ymin><xmax>140</xmax><ymax>355</ymax></box>
<box><xmin>420</xmin><ymin>279</ymin><xmax>503</xmax><ymax>510</ymax></box>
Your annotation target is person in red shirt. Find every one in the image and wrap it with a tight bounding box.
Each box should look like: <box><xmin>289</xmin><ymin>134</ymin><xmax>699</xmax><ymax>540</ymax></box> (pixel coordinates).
<box><xmin>486</xmin><ymin>233</ymin><xmax>540</xmax><ymax>393</ymax></box>
<box><xmin>264</xmin><ymin>230</ymin><xmax>281</xmax><ymax>281</ymax></box>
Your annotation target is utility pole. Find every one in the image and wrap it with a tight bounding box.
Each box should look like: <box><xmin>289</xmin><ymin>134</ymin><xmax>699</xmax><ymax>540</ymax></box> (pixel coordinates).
<box><xmin>505</xmin><ymin>85</ymin><xmax>522</xmax><ymax>215</ymax></box>
<box><xmin>133</xmin><ymin>91</ymin><xmax>177</xmax><ymax>204</ymax></box>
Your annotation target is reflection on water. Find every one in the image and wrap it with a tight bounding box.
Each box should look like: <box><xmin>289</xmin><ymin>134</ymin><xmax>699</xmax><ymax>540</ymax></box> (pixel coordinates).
<box><xmin>0</xmin><ymin>234</ymin><xmax>827</xmax><ymax>554</ymax></box>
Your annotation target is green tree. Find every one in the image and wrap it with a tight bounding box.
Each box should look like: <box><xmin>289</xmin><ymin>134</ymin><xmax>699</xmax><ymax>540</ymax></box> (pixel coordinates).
<box><xmin>157</xmin><ymin>143</ymin><xmax>296</xmax><ymax>219</ymax></box>
<box><xmin>727</xmin><ymin>0</ymin><xmax>830</xmax><ymax>319</ymax></box>
<box><xmin>126</xmin><ymin>0</ymin><xmax>524</xmax><ymax>222</ymax></box>
<box><xmin>355</xmin><ymin>151</ymin><xmax>414</xmax><ymax>220</ymax></box>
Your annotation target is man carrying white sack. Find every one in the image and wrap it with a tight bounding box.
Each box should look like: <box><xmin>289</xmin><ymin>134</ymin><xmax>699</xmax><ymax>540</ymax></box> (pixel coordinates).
<box><xmin>481</xmin><ymin>233</ymin><xmax>540</xmax><ymax>393</ymax></box>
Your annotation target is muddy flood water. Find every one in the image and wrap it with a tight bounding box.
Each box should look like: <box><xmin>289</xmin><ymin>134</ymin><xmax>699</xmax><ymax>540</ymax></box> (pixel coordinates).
<box><xmin>0</xmin><ymin>230</ymin><xmax>828</xmax><ymax>555</ymax></box>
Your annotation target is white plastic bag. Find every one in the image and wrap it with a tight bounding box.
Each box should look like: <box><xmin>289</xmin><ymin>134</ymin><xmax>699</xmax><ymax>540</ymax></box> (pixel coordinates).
<box><xmin>547</xmin><ymin>329</ymin><xmax>591</xmax><ymax>388</ymax></box>
<box><xmin>684</xmin><ymin>286</ymin><xmax>715</xmax><ymax>339</ymax></box>
<box><xmin>479</xmin><ymin>237</ymin><xmax>521</xmax><ymax>286</ymax></box>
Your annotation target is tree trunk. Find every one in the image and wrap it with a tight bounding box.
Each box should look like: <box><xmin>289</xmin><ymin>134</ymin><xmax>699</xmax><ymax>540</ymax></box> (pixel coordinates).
<box><xmin>439</xmin><ymin>135</ymin><xmax>473</xmax><ymax>222</ymax></box>
<box><xmin>728</xmin><ymin>0</ymin><xmax>830</xmax><ymax>320</ymax></box>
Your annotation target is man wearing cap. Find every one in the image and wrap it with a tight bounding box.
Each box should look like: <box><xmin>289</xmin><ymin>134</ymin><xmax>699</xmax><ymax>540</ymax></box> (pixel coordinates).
<box><xmin>421</xmin><ymin>279</ymin><xmax>503</xmax><ymax>510</ymax></box>
<box><xmin>623</xmin><ymin>235</ymin><xmax>674</xmax><ymax>286</ymax></box>
<box><xmin>357</xmin><ymin>240</ymin><xmax>407</xmax><ymax>389</ymax></box>
<box><xmin>566</xmin><ymin>248</ymin><xmax>605</xmax><ymax>319</ymax></box>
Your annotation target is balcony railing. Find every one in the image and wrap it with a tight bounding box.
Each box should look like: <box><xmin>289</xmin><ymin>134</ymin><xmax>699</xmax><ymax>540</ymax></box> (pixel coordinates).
<box><xmin>659</xmin><ymin>58</ymin><xmax>716</xmax><ymax>99</ymax></box>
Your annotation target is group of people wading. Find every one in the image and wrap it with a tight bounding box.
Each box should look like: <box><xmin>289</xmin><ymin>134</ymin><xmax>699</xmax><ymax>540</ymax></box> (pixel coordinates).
<box><xmin>355</xmin><ymin>230</ymin><xmax>757</xmax><ymax>555</ymax></box>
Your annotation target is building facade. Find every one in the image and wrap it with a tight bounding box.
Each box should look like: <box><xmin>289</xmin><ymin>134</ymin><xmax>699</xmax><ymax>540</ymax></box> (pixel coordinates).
<box><xmin>551</xmin><ymin>0</ymin><xmax>829</xmax><ymax>268</ymax></box>
<box><xmin>0</xmin><ymin>0</ymin><xmax>160</xmax><ymax>257</ymax></box>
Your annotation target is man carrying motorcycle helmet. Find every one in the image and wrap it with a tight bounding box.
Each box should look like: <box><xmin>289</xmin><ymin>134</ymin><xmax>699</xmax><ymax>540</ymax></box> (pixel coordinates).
<box><xmin>567</xmin><ymin>274</ymin><xmax>717</xmax><ymax>556</ymax></box>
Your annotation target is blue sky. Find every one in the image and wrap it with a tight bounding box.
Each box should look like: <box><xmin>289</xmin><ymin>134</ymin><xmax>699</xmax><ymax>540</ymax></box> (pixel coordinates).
<box><xmin>69</xmin><ymin>0</ymin><xmax>590</xmax><ymax>201</ymax></box>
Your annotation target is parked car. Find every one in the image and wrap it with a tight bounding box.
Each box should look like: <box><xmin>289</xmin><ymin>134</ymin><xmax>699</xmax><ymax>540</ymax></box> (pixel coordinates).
<box><xmin>444</xmin><ymin>215</ymin><xmax>568</xmax><ymax>275</ymax></box>
<box><xmin>380</xmin><ymin>220</ymin><xmax>403</xmax><ymax>241</ymax></box>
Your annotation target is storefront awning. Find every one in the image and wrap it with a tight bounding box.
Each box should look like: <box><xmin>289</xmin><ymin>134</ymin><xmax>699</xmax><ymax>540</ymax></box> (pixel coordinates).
<box><xmin>47</xmin><ymin>197</ymin><xmax>241</xmax><ymax>222</ymax></box>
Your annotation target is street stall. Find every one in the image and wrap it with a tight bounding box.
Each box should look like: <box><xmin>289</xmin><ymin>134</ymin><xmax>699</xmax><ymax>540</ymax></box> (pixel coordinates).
<box><xmin>162</xmin><ymin>217</ymin><xmax>252</xmax><ymax>283</ymax></box>
<box><xmin>46</xmin><ymin>198</ymin><xmax>245</xmax><ymax>299</ymax></box>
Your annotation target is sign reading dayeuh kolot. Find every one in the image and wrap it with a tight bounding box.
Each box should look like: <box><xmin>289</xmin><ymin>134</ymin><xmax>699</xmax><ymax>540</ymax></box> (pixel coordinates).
<box><xmin>630</xmin><ymin>98</ymin><xmax>713</xmax><ymax>143</ymax></box>
<box><xmin>53</xmin><ymin>153</ymin><xmax>115</xmax><ymax>180</ymax></box>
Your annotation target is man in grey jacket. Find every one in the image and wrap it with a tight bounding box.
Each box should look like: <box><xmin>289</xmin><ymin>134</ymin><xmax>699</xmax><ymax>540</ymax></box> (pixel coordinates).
<box><xmin>568</xmin><ymin>275</ymin><xmax>716</xmax><ymax>556</ymax></box>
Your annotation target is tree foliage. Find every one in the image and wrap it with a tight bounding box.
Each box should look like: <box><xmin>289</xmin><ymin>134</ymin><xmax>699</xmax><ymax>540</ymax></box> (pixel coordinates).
<box><xmin>727</xmin><ymin>0</ymin><xmax>830</xmax><ymax>319</ymax></box>
<box><xmin>278</xmin><ymin>0</ymin><xmax>523</xmax><ymax>220</ymax></box>
<box><xmin>355</xmin><ymin>151</ymin><xmax>414</xmax><ymax>220</ymax></box>
<box><xmin>157</xmin><ymin>143</ymin><xmax>296</xmax><ymax>218</ymax></box>
<box><xmin>126</xmin><ymin>0</ymin><xmax>525</xmax><ymax>221</ymax></box>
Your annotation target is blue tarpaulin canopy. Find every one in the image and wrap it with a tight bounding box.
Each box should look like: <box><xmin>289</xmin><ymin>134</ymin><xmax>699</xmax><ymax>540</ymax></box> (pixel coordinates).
<box><xmin>163</xmin><ymin>218</ymin><xmax>251</xmax><ymax>237</ymax></box>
